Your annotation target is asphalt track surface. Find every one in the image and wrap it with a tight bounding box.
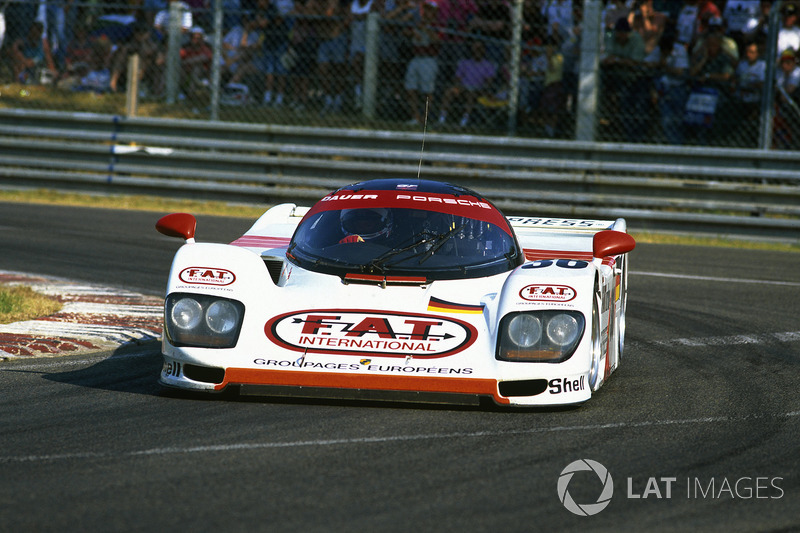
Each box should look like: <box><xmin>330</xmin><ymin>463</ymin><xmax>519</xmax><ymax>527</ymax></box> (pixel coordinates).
<box><xmin>1</xmin><ymin>202</ymin><xmax>799</xmax><ymax>532</ymax></box>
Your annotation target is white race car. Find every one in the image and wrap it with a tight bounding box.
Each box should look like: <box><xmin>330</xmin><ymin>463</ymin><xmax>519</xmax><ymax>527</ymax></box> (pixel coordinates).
<box><xmin>156</xmin><ymin>179</ymin><xmax>635</xmax><ymax>407</ymax></box>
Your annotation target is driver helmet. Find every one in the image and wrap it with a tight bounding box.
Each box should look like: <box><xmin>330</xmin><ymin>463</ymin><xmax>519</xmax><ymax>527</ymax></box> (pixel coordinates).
<box><xmin>340</xmin><ymin>208</ymin><xmax>392</xmax><ymax>241</ymax></box>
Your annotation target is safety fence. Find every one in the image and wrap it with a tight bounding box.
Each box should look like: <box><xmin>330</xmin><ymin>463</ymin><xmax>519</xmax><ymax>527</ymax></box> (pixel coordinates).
<box><xmin>1</xmin><ymin>1</ymin><xmax>799</xmax><ymax>148</ymax></box>
<box><xmin>1</xmin><ymin>108</ymin><xmax>799</xmax><ymax>243</ymax></box>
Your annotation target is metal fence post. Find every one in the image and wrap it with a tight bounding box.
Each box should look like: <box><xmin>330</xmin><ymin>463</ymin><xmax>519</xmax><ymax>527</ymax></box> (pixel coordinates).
<box><xmin>125</xmin><ymin>54</ymin><xmax>140</xmax><ymax>117</ymax></box>
<box><xmin>506</xmin><ymin>0</ymin><xmax>523</xmax><ymax>136</ymax></box>
<box><xmin>165</xmin><ymin>1</ymin><xmax>184</xmax><ymax>105</ymax></box>
<box><xmin>576</xmin><ymin>0</ymin><xmax>602</xmax><ymax>142</ymax></box>
<box><xmin>759</xmin><ymin>0</ymin><xmax>782</xmax><ymax>150</ymax></box>
<box><xmin>209</xmin><ymin>0</ymin><xmax>223</xmax><ymax>121</ymax></box>
<box><xmin>363</xmin><ymin>12</ymin><xmax>379</xmax><ymax>120</ymax></box>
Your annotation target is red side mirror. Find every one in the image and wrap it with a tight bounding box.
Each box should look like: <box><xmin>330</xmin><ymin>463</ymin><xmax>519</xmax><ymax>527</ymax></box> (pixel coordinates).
<box><xmin>593</xmin><ymin>230</ymin><xmax>635</xmax><ymax>258</ymax></box>
<box><xmin>156</xmin><ymin>213</ymin><xmax>197</xmax><ymax>241</ymax></box>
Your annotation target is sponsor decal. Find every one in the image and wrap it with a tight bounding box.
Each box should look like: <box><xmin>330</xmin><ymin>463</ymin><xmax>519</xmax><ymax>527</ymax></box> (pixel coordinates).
<box><xmin>395</xmin><ymin>194</ymin><xmax>491</xmax><ymax>210</ymax></box>
<box><xmin>520</xmin><ymin>284</ymin><xmax>577</xmax><ymax>302</ymax></box>
<box><xmin>265</xmin><ymin>309</ymin><xmax>478</xmax><ymax>358</ymax></box>
<box><xmin>320</xmin><ymin>194</ymin><xmax>379</xmax><ymax>202</ymax></box>
<box><xmin>427</xmin><ymin>296</ymin><xmax>484</xmax><ymax>314</ymax></box>
<box><xmin>548</xmin><ymin>376</ymin><xmax>586</xmax><ymax>394</ymax></box>
<box><xmin>162</xmin><ymin>360</ymin><xmax>181</xmax><ymax>378</ymax></box>
<box><xmin>304</xmin><ymin>190</ymin><xmax>511</xmax><ymax>235</ymax></box>
<box><xmin>179</xmin><ymin>267</ymin><xmax>236</xmax><ymax>286</ymax></box>
<box><xmin>509</xmin><ymin>217</ymin><xmax>612</xmax><ymax>229</ymax></box>
<box><xmin>253</xmin><ymin>358</ymin><xmax>473</xmax><ymax>374</ymax></box>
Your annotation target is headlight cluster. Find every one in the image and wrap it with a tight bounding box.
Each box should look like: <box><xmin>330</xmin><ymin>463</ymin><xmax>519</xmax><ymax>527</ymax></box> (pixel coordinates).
<box><xmin>496</xmin><ymin>311</ymin><xmax>585</xmax><ymax>362</ymax></box>
<box><xmin>165</xmin><ymin>293</ymin><xmax>245</xmax><ymax>348</ymax></box>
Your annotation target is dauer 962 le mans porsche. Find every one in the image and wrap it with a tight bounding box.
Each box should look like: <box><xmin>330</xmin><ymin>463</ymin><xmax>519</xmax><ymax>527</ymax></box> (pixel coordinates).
<box><xmin>156</xmin><ymin>179</ymin><xmax>635</xmax><ymax>407</ymax></box>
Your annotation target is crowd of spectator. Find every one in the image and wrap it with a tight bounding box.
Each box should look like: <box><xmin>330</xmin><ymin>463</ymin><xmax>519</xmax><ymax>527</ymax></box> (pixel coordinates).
<box><xmin>2</xmin><ymin>1</ymin><xmax>800</xmax><ymax>146</ymax></box>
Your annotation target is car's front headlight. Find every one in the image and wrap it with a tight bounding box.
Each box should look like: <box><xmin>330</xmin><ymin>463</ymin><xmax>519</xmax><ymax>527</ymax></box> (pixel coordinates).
<box><xmin>165</xmin><ymin>293</ymin><xmax>245</xmax><ymax>348</ymax></box>
<box><xmin>496</xmin><ymin>311</ymin><xmax>585</xmax><ymax>362</ymax></box>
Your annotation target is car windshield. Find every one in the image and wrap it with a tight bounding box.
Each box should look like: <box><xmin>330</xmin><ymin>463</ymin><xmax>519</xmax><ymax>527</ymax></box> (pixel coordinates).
<box><xmin>287</xmin><ymin>191</ymin><xmax>522</xmax><ymax>281</ymax></box>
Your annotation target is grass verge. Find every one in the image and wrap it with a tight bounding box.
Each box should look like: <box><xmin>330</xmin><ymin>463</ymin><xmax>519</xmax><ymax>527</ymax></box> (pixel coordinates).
<box><xmin>0</xmin><ymin>284</ymin><xmax>62</xmax><ymax>324</ymax></box>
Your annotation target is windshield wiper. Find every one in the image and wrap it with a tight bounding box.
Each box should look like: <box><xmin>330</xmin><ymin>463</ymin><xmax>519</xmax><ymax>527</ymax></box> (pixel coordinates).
<box><xmin>417</xmin><ymin>224</ymin><xmax>466</xmax><ymax>264</ymax></box>
<box><xmin>366</xmin><ymin>230</ymin><xmax>437</xmax><ymax>273</ymax></box>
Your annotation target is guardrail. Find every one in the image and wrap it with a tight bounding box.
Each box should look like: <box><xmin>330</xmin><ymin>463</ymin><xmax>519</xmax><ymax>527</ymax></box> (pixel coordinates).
<box><xmin>1</xmin><ymin>109</ymin><xmax>798</xmax><ymax>243</ymax></box>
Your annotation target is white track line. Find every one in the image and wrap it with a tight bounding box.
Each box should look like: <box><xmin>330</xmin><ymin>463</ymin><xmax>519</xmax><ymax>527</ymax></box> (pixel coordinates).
<box><xmin>632</xmin><ymin>271</ymin><xmax>800</xmax><ymax>287</ymax></box>
<box><xmin>2</xmin><ymin>412</ymin><xmax>799</xmax><ymax>464</ymax></box>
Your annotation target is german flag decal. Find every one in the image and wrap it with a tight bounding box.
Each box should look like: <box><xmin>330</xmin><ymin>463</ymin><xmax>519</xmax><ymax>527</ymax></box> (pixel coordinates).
<box><xmin>427</xmin><ymin>297</ymin><xmax>484</xmax><ymax>314</ymax></box>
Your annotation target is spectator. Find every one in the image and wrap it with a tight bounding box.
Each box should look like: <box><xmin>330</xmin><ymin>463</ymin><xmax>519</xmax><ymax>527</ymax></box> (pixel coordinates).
<box><xmin>652</xmin><ymin>26</ymin><xmax>690</xmax><ymax>144</ymax></box>
<box><xmin>433</xmin><ymin>0</ymin><xmax>478</xmax><ymax>84</ymax></box>
<box><xmin>438</xmin><ymin>40</ymin><xmax>496</xmax><ymax>127</ymax></box>
<box><xmin>601</xmin><ymin>16</ymin><xmax>646</xmax><ymax>141</ymax></box>
<box><xmin>228</xmin><ymin>1</ymin><xmax>291</xmax><ymax>106</ymax></box>
<box><xmin>380</xmin><ymin>0</ymin><xmax>417</xmax><ymax>70</ymax></box>
<box><xmin>559</xmin><ymin>1</ymin><xmax>583</xmax><ymax>120</ymax></box>
<box><xmin>695</xmin><ymin>0</ymin><xmax>722</xmax><ymax>36</ymax></box>
<box><xmin>376</xmin><ymin>0</ymin><xmax>417</xmax><ymax>119</ymax></box>
<box><xmin>534</xmin><ymin>35</ymin><xmax>565</xmax><ymax>137</ymax></box>
<box><xmin>349</xmin><ymin>0</ymin><xmax>378</xmax><ymax>109</ymax></box>
<box><xmin>144</xmin><ymin>0</ymin><xmax>169</xmax><ymax>25</ymax></box>
<box><xmin>520</xmin><ymin>36</ymin><xmax>547</xmax><ymax>123</ymax></box>
<box><xmin>154</xmin><ymin>1</ymin><xmax>193</xmax><ymax>41</ymax></box>
<box><xmin>468</xmin><ymin>0</ymin><xmax>512</xmax><ymax>66</ymax></box>
<box><xmin>675</xmin><ymin>0</ymin><xmax>700</xmax><ymax>47</ymax></box>
<box><xmin>778</xmin><ymin>3</ymin><xmax>800</xmax><ymax>55</ymax></box>
<box><xmin>255</xmin><ymin>0</ymin><xmax>291</xmax><ymax>107</ymax></box>
<box><xmin>630</xmin><ymin>0</ymin><xmax>667</xmax><ymax>56</ymax></box>
<box><xmin>222</xmin><ymin>0</ymin><xmax>243</xmax><ymax>32</ymax></box>
<box><xmin>732</xmin><ymin>39</ymin><xmax>766</xmax><ymax>145</ymax></box>
<box><xmin>742</xmin><ymin>0</ymin><xmax>771</xmax><ymax>44</ymax></box>
<box><xmin>220</xmin><ymin>11</ymin><xmax>261</xmax><ymax>84</ymax></box>
<box><xmin>109</xmin><ymin>21</ymin><xmax>165</xmax><ymax>96</ymax></box>
<box><xmin>180</xmin><ymin>26</ymin><xmax>213</xmax><ymax>98</ymax></box>
<box><xmin>61</xmin><ymin>22</ymin><xmax>94</xmax><ymax>78</ymax></box>
<box><xmin>185</xmin><ymin>0</ymin><xmax>212</xmax><ymax>30</ymax></box>
<box><xmin>316</xmin><ymin>0</ymin><xmax>349</xmax><ymax>115</ymax></box>
<box><xmin>542</xmin><ymin>0</ymin><xmax>573</xmax><ymax>44</ymax></box>
<box><xmin>4</xmin><ymin>0</ymin><xmax>39</xmax><ymax>46</ymax></box>
<box><xmin>687</xmin><ymin>32</ymin><xmax>734</xmax><ymax>143</ymax></box>
<box><xmin>602</xmin><ymin>0</ymin><xmax>630</xmax><ymax>32</ymax></box>
<box><xmin>9</xmin><ymin>21</ymin><xmax>58</xmax><ymax>84</ymax></box>
<box><xmin>689</xmin><ymin>31</ymin><xmax>734</xmax><ymax>89</ymax></box>
<box><xmin>42</xmin><ymin>0</ymin><xmax>77</xmax><ymax>69</ymax></box>
<box><xmin>58</xmin><ymin>34</ymin><xmax>113</xmax><ymax>93</ymax></box>
<box><xmin>403</xmin><ymin>0</ymin><xmax>440</xmax><ymax>126</ymax></box>
<box><xmin>692</xmin><ymin>16</ymin><xmax>739</xmax><ymax>68</ymax></box>
<box><xmin>773</xmin><ymin>47</ymin><xmax>800</xmax><ymax>148</ymax></box>
<box><xmin>286</xmin><ymin>0</ymin><xmax>323</xmax><ymax>112</ymax></box>
<box><xmin>723</xmin><ymin>0</ymin><xmax>759</xmax><ymax>53</ymax></box>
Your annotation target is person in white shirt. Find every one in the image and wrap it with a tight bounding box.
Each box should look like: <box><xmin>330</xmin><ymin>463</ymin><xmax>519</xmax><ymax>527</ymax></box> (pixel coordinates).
<box><xmin>777</xmin><ymin>3</ymin><xmax>800</xmax><ymax>54</ymax></box>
